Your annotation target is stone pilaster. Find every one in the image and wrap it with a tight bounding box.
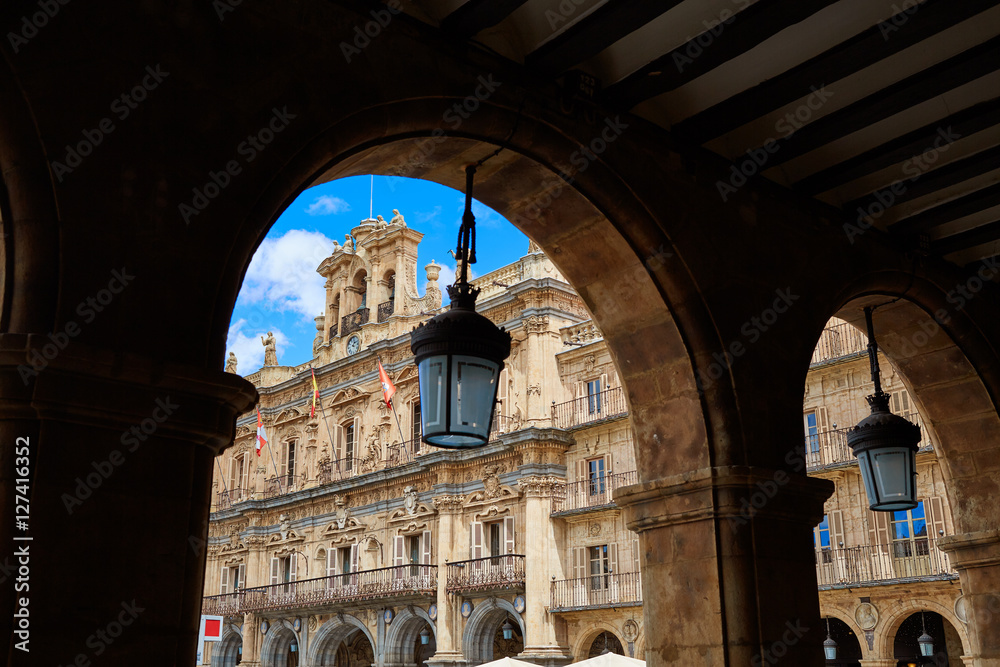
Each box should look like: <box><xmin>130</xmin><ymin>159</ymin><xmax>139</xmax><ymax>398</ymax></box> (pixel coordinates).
<box><xmin>938</xmin><ymin>529</ymin><xmax>1000</xmax><ymax>665</ymax></box>
<box><xmin>615</xmin><ymin>465</ymin><xmax>833</xmax><ymax>667</ymax></box>
<box><xmin>427</xmin><ymin>495</ymin><xmax>466</xmax><ymax>667</ymax></box>
<box><xmin>517</xmin><ymin>476</ymin><xmax>572</xmax><ymax>666</ymax></box>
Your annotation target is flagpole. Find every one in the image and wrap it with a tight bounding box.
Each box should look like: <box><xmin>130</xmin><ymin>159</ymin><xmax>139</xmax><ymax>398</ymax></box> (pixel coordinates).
<box><xmin>311</xmin><ymin>364</ymin><xmax>342</xmax><ymax>480</ymax></box>
<box><xmin>377</xmin><ymin>355</ymin><xmax>410</xmax><ymax>464</ymax></box>
<box><xmin>261</xmin><ymin>408</ymin><xmax>284</xmax><ymax>496</ymax></box>
<box><xmin>216</xmin><ymin>459</ymin><xmax>230</xmax><ymax>506</ymax></box>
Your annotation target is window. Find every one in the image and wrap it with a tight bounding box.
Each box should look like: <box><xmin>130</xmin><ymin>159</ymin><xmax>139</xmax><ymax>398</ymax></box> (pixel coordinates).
<box><xmin>220</xmin><ymin>563</ymin><xmax>245</xmax><ymax>594</ymax></box>
<box><xmin>488</xmin><ymin>521</ymin><xmax>502</xmax><ymax>557</ymax></box>
<box><xmin>587</xmin><ymin>379</ymin><xmax>602</xmax><ymax>414</ymax></box>
<box><xmin>411</xmin><ymin>402</ymin><xmax>421</xmax><ymax>454</ymax></box>
<box><xmin>270</xmin><ymin>553</ymin><xmax>297</xmax><ymax>591</ymax></box>
<box><xmin>814</xmin><ymin>515</ymin><xmax>830</xmax><ymax>549</ymax></box>
<box><xmin>587</xmin><ymin>457</ymin><xmax>606</xmax><ymax>496</ymax></box>
<box><xmin>589</xmin><ymin>545</ymin><xmax>610</xmax><ymax>589</ymax></box>
<box><xmin>891</xmin><ymin>502</ymin><xmax>928</xmax><ymax>557</ymax></box>
<box><xmin>804</xmin><ymin>412</ymin><xmax>819</xmax><ymax>453</ymax></box>
<box><xmin>340</xmin><ymin>547</ymin><xmax>352</xmax><ymax>573</ymax></box>
<box><xmin>344</xmin><ymin>423</ymin><xmax>355</xmax><ymax>469</ymax></box>
<box><xmin>280</xmin><ymin>441</ymin><xmax>296</xmax><ymax>479</ymax></box>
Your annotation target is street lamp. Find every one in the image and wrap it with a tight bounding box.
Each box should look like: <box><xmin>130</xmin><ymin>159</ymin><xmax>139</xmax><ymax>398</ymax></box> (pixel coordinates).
<box><xmin>410</xmin><ymin>165</ymin><xmax>512</xmax><ymax>448</ymax></box>
<box><xmin>847</xmin><ymin>307</ymin><xmax>921</xmax><ymax>511</ymax></box>
<box><xmin>420</xmin><ymin>626</ymin><xmax>431</xmax><ymax>645</ymax></box>
<box><xmin>502</xmin><ymin>617</ymin><xmax>515</xmax><ymax>641</ymax></box>
<box><xmin>918</xmin><ymin>612</ymin><xmax>935</xmax><ymax>657</ymax></box>
<box><xmin>823</xmin><ymin>618</ymin><xmax>838</xmax><ymax>660</ymax></box>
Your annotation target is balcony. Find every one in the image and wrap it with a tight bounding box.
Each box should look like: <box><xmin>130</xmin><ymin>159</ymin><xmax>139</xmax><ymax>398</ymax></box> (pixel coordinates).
<box><xmin>446</xmin><ymin>555</ymin><xmax>525</xmax><ymax>594</ymax></box>
<box><xmin>811</xmin><ymin>321</ymin><xmax>867</xmax><ymax>365</ymax></box>
<box><xmin>815</xmin><ymin>539</ymin><xmax>956</xmax><ymax>588</ymax></box>
<box><xmin>377</xmin><ymin>299</ymin><xmax>394</xmax><ymax>323</ymax></box>
<box><xmin>805</xmin><ymin>413</ymin><xmax>934</xmax><ymax>471</ymax></box>
<box><xmin>490</xmin><ymin>413</ymin><xmax>517</xmax><ymax>438</ymax></box>
<box><xmin>341</xmin><ymin>308</ymin><xmax>370</xmax><ymax>336</ymax></box>
<box><xmin>216</xmin><ymin>488</ymin><xmax>246</xmax><ymax>511</ymax></box>
<box><xmin>551</xmin><ymin>471</ymin><xmax>638</xmax><ymax>515</ymax></box>
<box><xmin>329</xmin><ymin>322</ymin><xmax>338</xmax><ymax>338</ymax></box>
<box><xmin>550</xmin><ymin>571</ymin><xmax>642</xmax><ymax>612</ymax></box>
<box><xmin>263</xmin><ymin>473</ymin><xmax>305</xmax><ymax>499</ymax></box>
<box><xmin>551</xmin><ymin>387</ymin><xmax>628</xmax><ymax>429</ymax></box>
<box><xmin>222</xmin><ymin>564</ymin><xmax>437</xmax><ymax>614</ymax></box>
<box><xmin>202</xmin><ymin>591</ymin><xmax>242</xmax><ymax>617</ymax></box>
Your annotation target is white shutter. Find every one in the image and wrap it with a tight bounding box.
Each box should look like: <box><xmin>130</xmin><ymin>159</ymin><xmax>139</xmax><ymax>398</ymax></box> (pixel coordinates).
<box><xmin>422</xmin><ymin>530</ymin><xmax>433</xmax><ymax>565</ymax></box>
<box><xmin>576</xmin><ymin>460</ymin><xmax>587</xmax><ymax>482</ymax></box>
<box><xmin>289</xmin><ymin>553</ymin><xmax>298</xmax><ymax>582</ymax></box>
<box><xmin>497</xmin><ymin>368</ymin><xmax>509</xmax><ymax>417</ymax></box>
<box><xmin>604</xmin><ymin>453</ymin><xmax>614</xmax><ymax>477</ymax></box>
<box><xmin>394</xmin><ymin>535</ymin><xmax>405</xmax><ymax>567</ymax></box>
<box><xmin>327</xmin><ymin>549</ymin><xmax>336</xmax><ymax>577</ymax></box>
<box><xmin>334</xmin><ymin>423</ymin><xmax>345</xmax><ymax>461</ymax></box>
<box><xmin>350</xmin><ymin>543</ymin><xmax>359</xmax><ymax>572</ymax></box>
<box><xmin>600</xmin><ymin>373</ymin><xmax>608</xmax><ymax>391</ymax></box>
<box><xmin>830</xmin><ymin>510</ymin><xmax>845</xmax><ymax>548</ymax></box>
<box><xmin>631</xmin><ymin>539</ymin><xmax>640</xmax><ymax>573</ymax></box>
<box><xmin>220</xmin><ymin>566</ymin><xmax>230</xmax><ymax>595</ymax></box>
<box><xmin>573</xmin><ymin>547</ymin><xmax>587</xmax><ymax>579</ymax></box>
<box><xmin>270</xmin><ymin>557</ymin><xmax>280</xmax><ymax>585</ymax></box>
<box><xmin>237</xmin><ymin>563</ymin><xmax>245</xmax><ymax>591</ymax></box>
<box><xmin>927</xmin><ymin>496</ymin><xmax>947</xmax><ymax>538</ymax></box>
<box><xmin>471</xmin><ymin>521</ymin><xmax>483</xmax><ymax>559</ymax></box>
<box><xmin>504</xmin><ymin>516</ymin><xmax>515</xmax><ymax>554</ymax></box>
<box><xmin>608</xmin><ymin>543</ymin><xmax>618</xmax><ymax>574</ymax></box>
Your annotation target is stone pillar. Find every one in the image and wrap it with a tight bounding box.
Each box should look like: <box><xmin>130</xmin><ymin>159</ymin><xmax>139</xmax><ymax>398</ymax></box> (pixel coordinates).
<box><xmin>427</xmin><ymin>496</ymin><xmax>465</xmax><ymax>667</ymax></box>
<box><xmin>615</xmin><ymin>466</ymin><xmax>833</xmax><ymax>667</ymax></box>
<box><xmin>517</xmin><ymin>476</ymin><xmax>572</xmax><ymax>666</ymax></box>
<box><xmin>0</xmin><ymin>335</ymin><xmax>256</xmax><ymax>666</ymax></box>
<box><xmin>243</xmin><ymin>612</ymin><xmax>261</xmax><ymax>667</ymax></box>
<box><xmin>938</xmin><ymin>529</ymin><xmax>1000</xmax><ymax>665</ymax></box>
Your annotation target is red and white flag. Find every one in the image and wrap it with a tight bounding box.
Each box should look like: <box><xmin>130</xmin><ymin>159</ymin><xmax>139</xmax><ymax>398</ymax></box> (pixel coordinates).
<box><xmin>255</xmin><ymin>407</ymin><xmax>267</xmax><ymax>456</ymax></box>
<box><xmin>377</xmin><ymin>359</ymin><xmax>396</xmax><ymax>408</ymax></box>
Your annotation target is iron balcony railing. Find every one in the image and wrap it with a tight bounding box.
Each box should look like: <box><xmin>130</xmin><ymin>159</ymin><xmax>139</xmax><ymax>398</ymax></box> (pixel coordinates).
<box><xmin>551</xmin><ymin>471</ymin><xmax>638</xmax><ymax>514</ymax></box>
<box><xmin>551</xmin><ymin>387</ymin><xmax>628</xmax><ymax>429</ymax></box>
<box><xmin>341</xmin><ymin>308</ymin><xmax>370</xmax><ymax>336</ymax></box>
<box><xmin>490</xmin><ymin>413</ymin><xmax>516</xmax><ymax>437</ymax></box>
<box><xmin>216</xmin><ymin>488</ymin><xmax>245</xmax><ymax>510</ymax></box>
<box><xmin>815</xmin><ymin>539</ymin><xmax>956</xmax><ymax>588</ymax></box>
<box><xmin>550</xmin><ymin>571</ymin><xmax>642</xmax><ymax>611</ymax></box>
<box><xmin>202</xmin><ymin>591</ymin><xmax>243</xmax><ymax>616</ymax></box>
<box><xmin>329</xmin><ymin>323</ymin><xmax>338</xmax><ymax>338</ymax></box>
<box><xmin>263</xmin><ymin>473</ymin><xmax>305</xmax><ymax>499</ymax></box>
<box><xmin>240</xmin><ymin>564</ymin><xmax>437</xmax><ymax>613</ymax></box>
<box><xmin>377</xmin><ymin>300</ymin><xmax>394</xmax><ymax>322</ymax></box>
<box><xmin>811</xmin><ymin>321</ymin><xmax>868</xmax><ymax>365</ymax></box>
<box><xmin>804</xmin><ymin>412</ymin><xmax>932</xmax><ymax>470</ymax></box>
<box><xmin>446</xmin><ymin>555</ymin><xmax>526</xmax><ymax>594</ymax></box>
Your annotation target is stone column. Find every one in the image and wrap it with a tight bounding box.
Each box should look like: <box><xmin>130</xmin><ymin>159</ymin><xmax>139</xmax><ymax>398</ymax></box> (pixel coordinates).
<box><xmin>938</xmin><ymin>529</ymin><xmax>1000</xmax><ymax>665</ymax></box>
<box><xmin>0</xmin><ymin>335</ymin><xmax>256</xmax><ymax>666</ymax></box>
<box><xmin>242</xmin><ymin>612</ymin><xmax>261</xmax><ymax>667</ymax></box>
<box><xmin>517</xmin><ymin>476</ymin><xmax>572</xmax><ymax>666</ymax></box>
<box><xmin>427</xmin><ymin>496</ymin><xmax>465</xmax><ymax>667</ymax></box>
<box><xmin>615</xmin><ymin>466</ymin><xmax>833</xmax><ymax>667</ymax></box>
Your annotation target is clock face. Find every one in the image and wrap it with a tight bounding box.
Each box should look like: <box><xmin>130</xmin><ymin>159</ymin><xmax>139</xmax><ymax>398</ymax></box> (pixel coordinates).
<box><xmin>346</xmin><ymin>335</ymin><xmax>361</xmax><ymax>355</ymax></box>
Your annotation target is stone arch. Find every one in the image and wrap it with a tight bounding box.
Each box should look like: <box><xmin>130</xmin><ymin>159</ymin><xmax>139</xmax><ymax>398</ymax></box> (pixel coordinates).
<box><xmin>572</xmin><ymin>621</ymin><xmax>627</xmax><ymax>661</ymax></box>
<box><xmin>307</xmin><ymin>614</ymin><xmax>376</xmax><ymax>667</ymax></box>
<box><xmin>213</xmin><ymin>625</ymin><xmax>244</xmax><ymax>667</ymax></box>
<box><xmin>817</xmin><ymin>607</ymin><xmax>869</xmax><ymax>660</ymax></box>
<box><xmin>876</xmin><ymin>597</ymin><xmax>970</xmax><ymax>658</ymax></box>
<box><xmin>260</xmin><ymin>620</ymin><xmax>300</xmax><ymax>667</ymax></box>
<box><xmin>383</xmin><ymin>606</ymin><xmax>436</xmax><ymax>667</ymax></box>
<box><xmin>461</xmin><ymin>598</ymin><xmax>525</xmax><ymax>665</ymax></box>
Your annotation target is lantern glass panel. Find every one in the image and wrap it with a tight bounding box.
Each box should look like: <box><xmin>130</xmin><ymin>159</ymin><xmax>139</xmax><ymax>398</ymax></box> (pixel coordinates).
<box><xmin>861</xmin><ymin>447</ymin><xmax>917</xmax><ymax>510</ymax></box>
<box><xmin>449</xmin><ymin>355</ymin><xmax>499</xmax><ymax>436</ymax></box>
<box><xmin>824</xmin><ymin>645</ymin><xmax>837</xmax><ymax>660</ymax></box>
<box><xmin>919</xmin><ymin>636</ymin><xmax>934</xmax><ymax>657</ymax></box>
<box><xmin>418</xmin><ymin>355</ymin><xmax>447</xmax><ymax>434</ymax></box>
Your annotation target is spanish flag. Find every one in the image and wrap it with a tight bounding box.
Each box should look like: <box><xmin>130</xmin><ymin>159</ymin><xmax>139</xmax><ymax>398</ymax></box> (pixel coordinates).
<box><xmin>311</xmin><ymin>368</ymin><xmax>320</xmax><ymax>418</ymax></box>
<box><xmin>378</xmin><ymin>358</ymin><xmax>396</xmax><ymax>408</ymax></box>
<box><xmin>255</xmin><ymin>407</ymin><xmax>267</xmax><ymax>457</ymax></box>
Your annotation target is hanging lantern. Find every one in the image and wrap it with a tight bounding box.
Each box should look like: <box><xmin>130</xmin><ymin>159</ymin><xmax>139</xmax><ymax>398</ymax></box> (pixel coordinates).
<box><xmin>502</xmin><ymin>618</ymin><xmax>515</xmax><ymax>640</ymax></box>
<box><xmin>420</xmin><ymin>627</ymin><xmax>431</xmax><ymax>645</ymax></box>
<box><xmin>823</xmin><ymin>618</ymin><xmax>838</xmax><ymax>660</ymax></box>
<box><xmin>918</xmin><ymin>612</ymin><xmax>935</xmax><ymax>657</ymax></box>
<box><xmin>290</xmin><ymin>640</ymin><xmax>298</xmax><ymax>653</ymax></box>
<box><xmin>411</xmin><ymin>165</ymin><xmax>511</xmax><ymax>448</ymax></box>
<box><xmin>847</xmin><ymin>307</ymin><xmax>920</xmax><ymax>511</ymax></box>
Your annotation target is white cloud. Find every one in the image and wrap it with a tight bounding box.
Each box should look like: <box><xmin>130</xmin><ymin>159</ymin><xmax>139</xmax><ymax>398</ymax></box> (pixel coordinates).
<box><xmin>226</xmin><ymin>320</ymin><xmax>291</xmax><ymax>372</ymax></box>
<box><xmin>305</xmin><ymin>195</ymin><xmax>351</xmax><ymax>216</ymax></box>
<box><xmin>238</xmin><ymin>229</ymin><xmax>331</xmax><ymax>320</ymax></box>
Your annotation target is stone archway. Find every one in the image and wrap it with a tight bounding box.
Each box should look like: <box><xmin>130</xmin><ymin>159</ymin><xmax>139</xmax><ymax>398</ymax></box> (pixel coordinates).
<box><xmin>384</xmin><ymin>606</ymin><xmax>437</xmax><ymax>667</ymax></box>
<box><xmin>461</xmin><ymin>598</ymin><xmax>525</xmax><ymax>665</ymax></box>
<box><xmin>877</xmin><ymin>599</ymin><xmax>970</xmax><ymax>661</ymax></box>
<box><xmin>307</xmin><ymin>614</ymin><xmax>376</xmax><ymax>667</ymax></box>
<box><xmin>260</xmin><ymin>623</ymin><xmax>300</xmax><ymax>667</ymax></box>
<box><xmin>214</xmin><ymin>626</ymin><xmax>244</xmax><ymax>667</ymax></box>
<box><xmin>572</xmin><ymin>622</ymin><xmax>626</xmax><ymax>662</ymax></box>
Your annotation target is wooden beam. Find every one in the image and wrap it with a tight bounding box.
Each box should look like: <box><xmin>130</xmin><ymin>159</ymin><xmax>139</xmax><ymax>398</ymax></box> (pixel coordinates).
<box><xmin>842</xmin><ymin>144</ymin><xmax>1000</xmax><ymax>217</ymax></box>
<box><xmin>757</xmin><ymin>35</ymin><xmax>1000</xmax><ymax>171</ymax></box>
<box><xmin>932</xmin><ymin>217</ymin><xmax>1000</xmax><ymax>256</ymax></box>
<box><xmin>673</xmin><ymin>0</ymin><xmax>998</xmax><ymax>143</ymax></box>
<box><xmin>604</xmin><ymin>0</ymin><xmax>838</xmax><ymax>109</ymax></box>
<box><xmin>890</xmin><ymin>182</ymin><xmax>1000</xmax><ymax>234</ymax></box>
<box><xmin>440</xmin><ymin>0</ymin><xmax>531</xmax><ymax>37</ymax></box>
<box><xmin>526</xmin><ymin>0</ymin><xmax>683</xmax><ymax>76</ymax></box>
<box><xmin>794</xmin><ymin>97</ymin><xmax>1000</xmax><ymax>195</ymax></box>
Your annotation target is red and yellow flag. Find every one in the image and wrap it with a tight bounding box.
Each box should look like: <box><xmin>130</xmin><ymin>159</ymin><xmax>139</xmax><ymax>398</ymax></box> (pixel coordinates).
<box><xmin>311</xmin><ymin>368</ymin><xmax>319</xmax><ymax>418</ymax></box>
<box><xmin>378</xmin><ymin>359</ymin><xmax>396</xmax><ymax>408</ymax></box>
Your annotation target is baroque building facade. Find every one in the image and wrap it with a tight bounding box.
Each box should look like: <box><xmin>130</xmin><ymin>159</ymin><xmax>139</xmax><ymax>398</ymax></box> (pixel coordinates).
<box><xmin>201</xmin><ymin>217</ymin><xmax>968</xmax><ymax>667</ymax></box>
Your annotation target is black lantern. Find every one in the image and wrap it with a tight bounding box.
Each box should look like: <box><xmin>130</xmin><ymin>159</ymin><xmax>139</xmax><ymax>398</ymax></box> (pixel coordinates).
<box><xmin>420</xmin><ymin>626</ymin><xmax>431</xmax><ymax>645</ymax></box>
<box><xmin>502</xmin><ymin>618</ymin><xmax>515</xmax><ymax>641</ymax></box>
<box><xmin>918</xmin><ymin>612</ymin><xmax>934</xmax><ymax>657</ymax></box>
<box><xmin>823</xmin><ymin>618</ymin><xmax>837</xmax><ymax>660</ymax></box>
<box><xmin>847</xmin><ymin>307</ymin><xmax>921</xmax><ymax>511</ymax></box>
<box><xmin>410</xmin><ymin>165</ymin><xmax>512</xmax><ymax>448</ymax></box>
<box><xmin>290</xmin><ymin>639</ymin><xmax>298</xmax><ymax>653</ymax></box>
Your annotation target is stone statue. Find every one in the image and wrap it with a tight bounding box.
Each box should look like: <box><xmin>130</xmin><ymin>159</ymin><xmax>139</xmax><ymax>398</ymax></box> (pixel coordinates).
<box><xmin>225</xmin><ymin>352</ymin><xmax>238</xmax><ymax>374</ymax></box>
<box><xmin>375</xmin><ymin>214</ymin><xmax>387</xmax><ymax>228</ymax></box>
<box><xmin>343</xmin><ymin>234</ymin><xmax>354</xmax><ymax>253</ymax></box>
<box><xmin>261</xmin><ymin>331</ymin><xmax>278</xmax><ymax>366</ymax></box>
<box><xmin>391</xmin><ymin>209</ymin><xmax>406</xmax><ymax>227</ymax></box>
<box><xmin>332</xmin><ymin>239</ymin><xmax>341</xmax><ymax>253</ymax></box>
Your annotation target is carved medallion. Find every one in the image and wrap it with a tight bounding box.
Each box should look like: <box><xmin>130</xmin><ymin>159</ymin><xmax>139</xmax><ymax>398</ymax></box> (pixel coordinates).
<box><xmin>855</xmin><ymin>602</ymin><xmax>878</xmax><ymax>630</ymax></box>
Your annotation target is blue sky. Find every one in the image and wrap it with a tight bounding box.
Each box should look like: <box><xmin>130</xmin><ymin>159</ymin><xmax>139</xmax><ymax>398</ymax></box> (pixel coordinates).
<box><xmin>226</xmin><ymin>175</ymin><xmax>528</xmax><ymax>372</ymax></box>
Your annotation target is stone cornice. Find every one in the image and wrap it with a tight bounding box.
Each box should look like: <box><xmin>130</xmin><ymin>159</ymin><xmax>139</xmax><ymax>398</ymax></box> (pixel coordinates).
<box><xmin>937</xmin><ymin>529</ymin><xmax>1000</xmax><ymax>569</ymax></box>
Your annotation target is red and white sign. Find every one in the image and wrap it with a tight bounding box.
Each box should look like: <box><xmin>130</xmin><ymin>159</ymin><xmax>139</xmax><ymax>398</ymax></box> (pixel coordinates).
<box><xmin>201</xmin><ymin>615</ymin><xmax>224</xmax><ymax>641</ymax></box>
